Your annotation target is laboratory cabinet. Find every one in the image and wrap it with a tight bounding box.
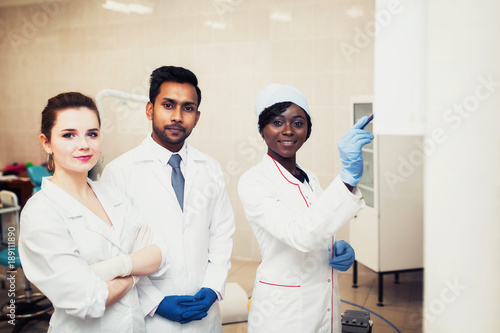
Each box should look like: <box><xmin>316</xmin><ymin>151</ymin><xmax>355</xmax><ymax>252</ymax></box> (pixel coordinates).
<box><xmin>349</xmin><ymin>98</ymin><xmax>424</xmax><ymax>306</ymax></box>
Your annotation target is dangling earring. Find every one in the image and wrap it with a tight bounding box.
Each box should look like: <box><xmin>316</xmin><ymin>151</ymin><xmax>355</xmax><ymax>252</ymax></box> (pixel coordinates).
<box><xmin>47</xmin><ymin>154</ymin><xmax>54</xmax><ymax>171</ymax></box>
<box><xmin>95</xmin><ymin>152</ymin><xmax>104</xmax><ymax>168</ymax></box>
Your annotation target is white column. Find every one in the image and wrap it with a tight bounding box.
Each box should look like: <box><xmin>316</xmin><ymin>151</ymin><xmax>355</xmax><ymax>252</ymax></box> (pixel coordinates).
<box><xmin>424</xmin><ymin>1</ymin><xmax>500</xmax><ymax>331</ymax></box>
<box><xmin>375</xmin><ymin>0</ymin><xmax>500</xmax><ymax>330</ymax></box>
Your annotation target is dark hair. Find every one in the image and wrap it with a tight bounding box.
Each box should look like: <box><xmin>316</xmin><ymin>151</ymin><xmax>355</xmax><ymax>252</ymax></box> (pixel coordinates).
<box><xmin>41</xmin><ymin>92</ymin><xmax>100</xmax><ymax>142</ymax></box>
<box><xmin>149</xmin><ymin>66</ymin><xmax>202</xmax><ymax>106</ymax></box>
<box><xmin>258</xmin><ymin>102</ymin><xmax>312</xmax><ymax>140</ymax></box>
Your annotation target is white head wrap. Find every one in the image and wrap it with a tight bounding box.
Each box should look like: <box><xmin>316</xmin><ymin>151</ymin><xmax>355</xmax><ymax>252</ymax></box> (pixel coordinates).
<box><xmin>254</xmin><ymin>83</ymin><xmax>310</xmax><ymax>118</ymax></box>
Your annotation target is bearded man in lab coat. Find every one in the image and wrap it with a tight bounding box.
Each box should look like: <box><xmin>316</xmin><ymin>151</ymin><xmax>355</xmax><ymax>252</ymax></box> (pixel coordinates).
<box><xmin>101</xmin><ymin>66</ymin><xmax>235</xmax><ymax>332</ymax></box>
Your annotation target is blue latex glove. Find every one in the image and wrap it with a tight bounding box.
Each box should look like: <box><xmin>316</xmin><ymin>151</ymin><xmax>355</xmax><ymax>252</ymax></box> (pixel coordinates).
<box><xmin>156</xmin><ymin>295</ymin><xmax>207</xmax><ymax>324</ymax></box>
<box><xmin>180</xmin><ymin>288</ymin><xmax>217</xmax><ymax>314</ymax></box>
<box><xmin>338</xmin><ymin>116</ymin><xmax>374</xmax><ymax>186</ymax></box>
<box><xmin>329</xmin><ymin>240</ymin><xmax>355</xmax><ymax>271</ymax></box>
<box><xmin>179</xmin><ymin>310</ymin><xmax>208</xmax><ymax>324</ymax></box>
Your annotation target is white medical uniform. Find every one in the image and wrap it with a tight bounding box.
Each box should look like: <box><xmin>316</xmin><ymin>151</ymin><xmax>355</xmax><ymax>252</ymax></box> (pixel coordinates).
<box><xmin>101</xmin><ymin>134</ymin><xmax>234</xmax><ymax>333</ymax></box>
<box><xmin>19</xmin><ymin>177</ymin><xmax>167</xmax><ymax>333</ymax></box>
<box><xmin>238</xmin><ymin>154</ymin><xmax>365</xmax><ymax>333</ymax></box>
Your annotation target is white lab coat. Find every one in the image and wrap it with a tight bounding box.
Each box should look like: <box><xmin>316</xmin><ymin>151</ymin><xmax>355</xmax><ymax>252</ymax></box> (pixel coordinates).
<box><xmin>19</xmin><ymin>177</ymin><xmax>167</xmax><ymax>333</ymax></box>
<box><xmin>101</xmin><ymin>134</ymin><xmax>235</xmax><ymax>333</ymax></box>
<box><xmin>238</xmin><ymin>154</ymin><xmax>365</xmax><ymax>333</ymax></box>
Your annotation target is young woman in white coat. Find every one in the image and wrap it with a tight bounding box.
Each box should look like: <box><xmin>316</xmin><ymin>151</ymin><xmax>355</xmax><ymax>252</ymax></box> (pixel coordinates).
<box><xmin>238</xmin><ymin>84</ymin><xmax>374</xmax><ymax>333</ymax></box>
<box><xmin>18</xmin><ymin>92</ymin><xmax>169</xmax><ymax>333</ymax></box>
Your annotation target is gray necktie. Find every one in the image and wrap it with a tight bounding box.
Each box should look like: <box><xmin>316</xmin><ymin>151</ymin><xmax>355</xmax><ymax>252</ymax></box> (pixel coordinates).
<box><xmin>168</xmin><ymin>154</ymin><xmax>184</xmax><ymax>211</ymax></box>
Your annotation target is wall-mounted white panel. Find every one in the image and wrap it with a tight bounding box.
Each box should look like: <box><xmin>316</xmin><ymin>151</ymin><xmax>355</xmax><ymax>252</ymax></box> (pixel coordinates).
<box><xmin>373</xmin><ymin>0</ymin><xmax>426</xmax><ymax>135</ymax></box>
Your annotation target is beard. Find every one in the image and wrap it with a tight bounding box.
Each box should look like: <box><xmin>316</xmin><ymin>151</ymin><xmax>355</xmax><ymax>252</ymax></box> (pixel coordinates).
<box><xmin>152</xmin><ymin>121</ymin><xmax>188</xmax><ymax>146</ymax></box>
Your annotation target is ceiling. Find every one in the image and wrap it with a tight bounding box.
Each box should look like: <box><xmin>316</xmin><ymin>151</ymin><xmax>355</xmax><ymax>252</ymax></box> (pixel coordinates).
<box><xmin>0</xmin><ymin>0</ymin><xmax>64</xmax><ymax>8</ymax></box>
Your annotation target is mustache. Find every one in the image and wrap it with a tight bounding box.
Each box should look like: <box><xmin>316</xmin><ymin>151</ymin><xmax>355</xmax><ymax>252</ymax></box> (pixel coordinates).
<box><xmin>164</xmin><ymin>124</ymin><xmax>185</xmax><ymax>132</ymax></box>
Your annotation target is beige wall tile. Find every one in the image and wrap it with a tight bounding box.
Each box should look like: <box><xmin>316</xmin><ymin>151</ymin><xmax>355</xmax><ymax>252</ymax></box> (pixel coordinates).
<box><xmin>0</xmin><ymin>0</ymin><xmax>374</xmax><ymax>261</ymax></box>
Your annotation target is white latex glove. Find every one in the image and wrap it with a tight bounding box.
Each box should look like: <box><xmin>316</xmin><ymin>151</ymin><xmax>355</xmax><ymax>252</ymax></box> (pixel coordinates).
<box><xmin>131</xmin><ymin>224</ymin><xmax>153</xmax><ymax>253</ymax></box>
<box><xmin>90</xmin><ymin>255</ymin><xmax>133</xmax><ymax>281</ymax></box>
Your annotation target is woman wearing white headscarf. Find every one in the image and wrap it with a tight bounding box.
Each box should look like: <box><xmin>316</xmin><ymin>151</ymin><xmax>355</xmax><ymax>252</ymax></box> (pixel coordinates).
<box><xmin>238</xmin><ymin>84</ymin><xmax>373</xmax><ymax>332</ymax></box>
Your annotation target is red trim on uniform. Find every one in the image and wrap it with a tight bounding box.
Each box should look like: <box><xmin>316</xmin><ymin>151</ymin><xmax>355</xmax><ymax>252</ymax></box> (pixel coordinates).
<box><xmin>331</xmin><ymin>236</ymin><xmax>335</xmax><ymax>333</ymax></box>
<box><xmin>268</xmin><ymin>154</ymin><xmax>309</xmax><ymax>208</ymax></box>
<box><xmin>259</xmin><ymin>280</ymin><xmax>301</xmax><ymax>288</ymax></box>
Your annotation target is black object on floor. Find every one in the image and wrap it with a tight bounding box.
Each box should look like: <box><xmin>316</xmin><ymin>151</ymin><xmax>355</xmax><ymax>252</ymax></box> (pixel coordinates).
<box><xmin>342</xmin><ymin>309</ymin><xmax>373</xmax><ymax>333</ymax></box>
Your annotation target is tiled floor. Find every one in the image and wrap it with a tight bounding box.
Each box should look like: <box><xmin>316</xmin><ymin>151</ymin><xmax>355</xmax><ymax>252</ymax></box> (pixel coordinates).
<box><xmin>0</xmin><ymin>260</ymin><xmax>423</xmax><ymax>333</ymax></box>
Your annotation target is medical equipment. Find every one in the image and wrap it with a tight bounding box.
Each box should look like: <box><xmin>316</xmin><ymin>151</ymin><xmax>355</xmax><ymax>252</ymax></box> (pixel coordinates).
<box><xmin>27</xmin><ymin>165</ymin><xmax>51</xmax><ymax>194</ymax></box>
<box><xmin>91</xmin><ymin>89</ymin><xmax>150</xmax><ymax>180</ymax></box>
<box><xmin>0</xmin><ymin>190</ymin><xmax>53</xmax><ymax>328</ymax></box>
<box><xmin>349</xmin><ymin>100</ymin><xmax>424</xmax><ymax>307</ymax></box>
<box><xmin>360</xmin><ymin>114</ymin><xmax>374</xmax><ymax>130</ymax></box>
<box><xmin>341</xmin><ymin>309</ymin><xmax>373</xmax><ymax>333</ymax></box>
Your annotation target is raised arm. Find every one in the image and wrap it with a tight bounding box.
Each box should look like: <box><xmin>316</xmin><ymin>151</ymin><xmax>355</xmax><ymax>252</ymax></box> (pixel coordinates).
<box><xmin>238</xmin><ymin>173</ymin><xmax>364</xmax><ymax>253</ymax></box>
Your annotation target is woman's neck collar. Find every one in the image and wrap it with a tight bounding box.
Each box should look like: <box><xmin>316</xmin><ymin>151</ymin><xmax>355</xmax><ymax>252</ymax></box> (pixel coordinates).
<box><xmin>267</xmin><ymin>152</ymin><xmax>299</xmax><ymax>175</ymax></box>
<box><xmin>50</xmin><ymin>170</ymin><xmax>91</xmax><ymax>198</ymax></box>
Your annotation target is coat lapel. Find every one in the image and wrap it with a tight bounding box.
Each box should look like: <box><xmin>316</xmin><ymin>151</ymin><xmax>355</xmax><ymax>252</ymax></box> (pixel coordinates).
<box><xmin>41</xmin><ymin>178</ymin><xmax>124</xmax><ymax>251</ymax></box>
<box><xmin>151</xmin><ymin>158</ymin><xmax>179</xmax><ymax>206</ymax></box>
<box><xmin>264</xmin><ymin>154</ymin><xmax>313</xmax><ymax>208</ymax></box>
<box><xmin>87</xmin><ymin>180</ymin><xmax>128</xmax><ymax>252</ymax></box>
<box><xmin>134</xmin><ymin>135</ymin><xmax>180</xmax><ymax>211</ymax></box>
<box><xmin>184</xmin><ymin>144</ymin><xmax>199</xmax><ymax>202</ymax></box>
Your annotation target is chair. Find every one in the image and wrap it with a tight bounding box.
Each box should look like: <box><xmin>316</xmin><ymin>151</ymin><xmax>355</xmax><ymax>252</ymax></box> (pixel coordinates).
<box><xmin>26</xmin><ymin>166</ymin><xmax>51</xmax><ymax>194</ymax></box>
<box><xmin>0</xmin><ymin>190</ymin><xmax>52</xmax><ymax>332</ymax></box>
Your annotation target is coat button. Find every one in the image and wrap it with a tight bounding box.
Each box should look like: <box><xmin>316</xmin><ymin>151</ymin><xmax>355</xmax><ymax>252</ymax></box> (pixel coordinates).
<box><xmin>328</xmin><ymin>279</ymin><xmax>331</xmax><ymax>282</ymax></box>
<box><xmin>327</xmin><ymin>308</ymin><xmax>331</xmax><ymax>312</ymax></box>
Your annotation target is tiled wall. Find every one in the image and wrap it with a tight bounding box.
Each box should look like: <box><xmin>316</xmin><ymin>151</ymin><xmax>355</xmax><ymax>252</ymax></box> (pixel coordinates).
<box><xmin>0</xmin><ymin>0</ymin><xmax>374</xmax><ymax>260</ymax></box>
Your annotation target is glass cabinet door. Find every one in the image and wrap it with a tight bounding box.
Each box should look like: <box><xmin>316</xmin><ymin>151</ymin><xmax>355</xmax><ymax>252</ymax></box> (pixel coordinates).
<box><xmin>353</xmin><ymin>103</ymin><xmax>374</xmax><ymax>207</ymax></box>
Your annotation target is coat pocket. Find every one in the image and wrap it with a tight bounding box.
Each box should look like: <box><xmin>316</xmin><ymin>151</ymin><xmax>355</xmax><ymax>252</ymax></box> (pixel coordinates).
<box><xmin>248</xmin><ymin>280</ymin><xmax>302</xmax><ymax>332</ymax></box>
